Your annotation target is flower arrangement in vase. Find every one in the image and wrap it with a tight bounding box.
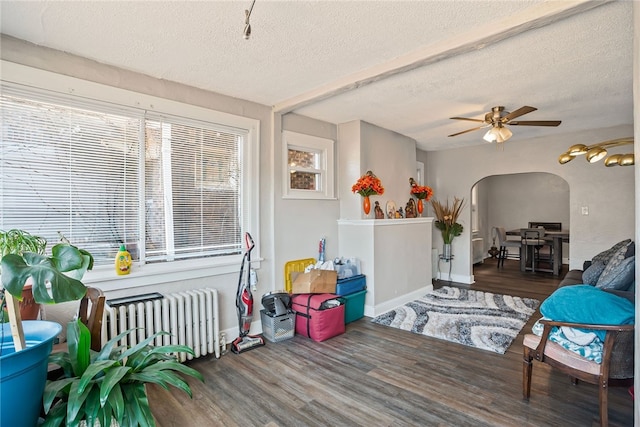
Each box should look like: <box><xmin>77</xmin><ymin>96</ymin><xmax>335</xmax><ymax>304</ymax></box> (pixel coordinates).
<box><xmin>409</xmin><ymin>178</ymin><xmax>433</xmax><ymax>216</ymax></box>
<box><xmin>431</xmin><ymin>197</ymin><xmax>465</xmax><ymax>260</ymax></box>
<box><xmin>352</xmin><ymin>171</ymin><xmax>384</xmax><ymax>216</ymax></box>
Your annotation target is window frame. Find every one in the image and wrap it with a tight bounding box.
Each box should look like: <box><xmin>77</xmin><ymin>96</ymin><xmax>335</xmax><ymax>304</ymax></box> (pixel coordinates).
<box><xmin>282</xmin><ymin>130</ymin><xmax>335</xmax><ymax>200</ymax></box>
<box><xmin>0</xmin><ymin>61</ymin><xmax>261</xmax><ymax>291</ymax></box>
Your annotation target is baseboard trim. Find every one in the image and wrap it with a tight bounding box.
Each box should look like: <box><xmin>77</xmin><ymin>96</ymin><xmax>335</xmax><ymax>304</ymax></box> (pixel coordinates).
<box><xmin>365</xmin><ymin>283</ymin><xmax>434</xmax><ymax>317</ymax></box>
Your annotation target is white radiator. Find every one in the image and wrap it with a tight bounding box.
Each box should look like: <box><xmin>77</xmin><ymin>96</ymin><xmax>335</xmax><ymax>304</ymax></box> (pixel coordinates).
<box><xmin>105</xmin><ymin>288</ymin><xmax>220</xmax><ymax>361</ymax></box>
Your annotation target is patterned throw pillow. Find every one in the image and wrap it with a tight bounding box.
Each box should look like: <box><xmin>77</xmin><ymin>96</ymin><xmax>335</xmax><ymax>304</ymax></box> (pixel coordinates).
<box><xmin>596</xmin><ymin>255</ymin><xmax>635</xmax><ymax>291</ymax></box>
<box><xmin>592</xmin><ymin>239</ymin><xmax>632</xmax><ymax>265</ymax></box>
<box><xmin>582</xmin><ymin>261</ymin><xmax>607</xmax><ymax>285</ymax></box>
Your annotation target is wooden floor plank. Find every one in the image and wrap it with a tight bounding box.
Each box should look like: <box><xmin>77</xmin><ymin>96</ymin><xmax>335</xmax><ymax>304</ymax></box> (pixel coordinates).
<box><xmin>148</xmin><ymin>260</ymin><xmax>634</xmax><ymax>426</ymax></box>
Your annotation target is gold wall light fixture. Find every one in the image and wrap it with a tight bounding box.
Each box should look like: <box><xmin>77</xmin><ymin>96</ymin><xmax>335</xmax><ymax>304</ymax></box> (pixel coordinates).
<box><xmin>558</xmin><ymin>137</ymin><xmax>634</xmax><ymax>167</ymax></box>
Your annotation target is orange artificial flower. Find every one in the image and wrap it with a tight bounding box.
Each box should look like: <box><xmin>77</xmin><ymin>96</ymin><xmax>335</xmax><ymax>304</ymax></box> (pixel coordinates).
<box><xmin>352</xmin><ymin>171</ymin><xmax>384</xmax><ymax>197</ymax></box>
<box><xmin>409</xmin><ymin>177</ymin><xmax>433</xmax><ymax>201</ymax></box>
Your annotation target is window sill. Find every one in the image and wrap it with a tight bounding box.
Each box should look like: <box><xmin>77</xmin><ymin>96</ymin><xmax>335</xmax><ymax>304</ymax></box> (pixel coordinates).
<box><xmin>83</xmin><ymin>255</ymin><xmax>258</xmax><ymax>293</ymax></box>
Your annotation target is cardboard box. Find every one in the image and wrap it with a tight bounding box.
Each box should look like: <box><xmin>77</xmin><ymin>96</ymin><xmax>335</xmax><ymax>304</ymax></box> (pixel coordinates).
<box><xmin>291</xmin><ymin>269</ymin><xmax>337</xmax><ymax>294</ymax></box>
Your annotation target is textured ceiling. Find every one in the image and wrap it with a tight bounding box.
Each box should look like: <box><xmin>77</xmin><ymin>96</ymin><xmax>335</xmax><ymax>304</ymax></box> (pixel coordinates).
<box><xmin>0</xmin><ymin>0</ymin><xmax>633</xmax><ymax>151</ymax></box>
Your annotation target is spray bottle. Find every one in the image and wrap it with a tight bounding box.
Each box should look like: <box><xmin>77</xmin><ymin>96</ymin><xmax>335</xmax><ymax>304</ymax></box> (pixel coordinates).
<box><xmin>115</xmin><ymin>244</ymin><xmax>132</xmax><ymax>275</ymax></box>
<box><xmin>318</xmin><ymin>237</ymin><xmax>326</xmax><ymax>263</ymax></box>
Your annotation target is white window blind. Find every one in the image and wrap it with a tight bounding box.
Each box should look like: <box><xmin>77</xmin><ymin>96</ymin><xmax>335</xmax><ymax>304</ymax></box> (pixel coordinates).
<box><xmin>1</xmin><ymin>86</ymin><xmax>245</xmax><ymax>267</ymax></box>
<box><xmin>0</xmin><ymin>90</ymin><xmax>141</xmax><ymax>264</ymax></box>
<box><xmin>143</xmin><ymin>115</ymin><xmax>243</xmax><ymax>262</ymax></box>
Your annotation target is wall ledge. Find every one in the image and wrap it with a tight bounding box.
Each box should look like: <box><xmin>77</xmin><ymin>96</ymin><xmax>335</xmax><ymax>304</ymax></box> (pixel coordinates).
<box><xmin>338</xmin><ymin>217</ymin><xmax>434</xmax><ymax>226</ymax></box>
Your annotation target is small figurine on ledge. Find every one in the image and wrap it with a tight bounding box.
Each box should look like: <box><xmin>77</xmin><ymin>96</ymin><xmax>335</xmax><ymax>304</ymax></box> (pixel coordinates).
<box><xmin>374</xmin><ymin>201</ymin><xmax>385</xmax><ymax>219</ymax></box>
<box><xmin>405</xmin><ymin>199</ymin><xmax>417</xmax><ymax>218</ymax></box>
<box><xmin>396</xmin><ymin>207</ymin><xmax>404</xmax><ymax>218</ymax></box>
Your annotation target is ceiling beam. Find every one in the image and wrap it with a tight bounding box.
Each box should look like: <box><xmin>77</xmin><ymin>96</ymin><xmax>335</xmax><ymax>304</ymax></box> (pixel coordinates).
<box><xmin>273</xmin><ymin>0</ymin><xmax>612</xmax><ymax>115</ymax></box>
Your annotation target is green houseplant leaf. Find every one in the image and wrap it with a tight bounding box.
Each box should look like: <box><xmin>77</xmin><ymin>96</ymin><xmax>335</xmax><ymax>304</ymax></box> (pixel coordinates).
<box><xmin>1</xmin><ymin>246</ymin><xmax>88</xmax><ymax>304</ymax></box>
<box><xmin>44</xmin><ymin>323</ymin><xmax>204</xmax><ymax>427</ymax></box>
<box><xmin>67</xmin><ymin>319</ymin><xmax>91</xmax><ymax>376</ymax></box>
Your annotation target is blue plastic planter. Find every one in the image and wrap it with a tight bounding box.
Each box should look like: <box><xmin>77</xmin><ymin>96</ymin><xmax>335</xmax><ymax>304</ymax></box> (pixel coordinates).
<box><xmin>1</xmin><ymin>321</ymin><xmax>62</xmax><ymax>427</ymax></box>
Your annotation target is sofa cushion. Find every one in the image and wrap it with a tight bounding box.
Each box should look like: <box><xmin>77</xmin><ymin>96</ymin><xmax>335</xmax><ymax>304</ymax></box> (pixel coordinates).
<box><xmin>591</xmin><ymin>239</ymin><xmax>632</xmax><ymax>265</ymax></box>
<box><xmin>582</xmin><ymin>261</ymin><xmax>606</xmax><ymax>285</ymax></box>
<box><xmin>625</xmin><ymin>241</ymin><xmax>636</xmax><ymax>258</ymax></box>
<box><xmin>596</xmin><ymin>255</ymin><xmax>635</xmax><ymax>291</ymax></box>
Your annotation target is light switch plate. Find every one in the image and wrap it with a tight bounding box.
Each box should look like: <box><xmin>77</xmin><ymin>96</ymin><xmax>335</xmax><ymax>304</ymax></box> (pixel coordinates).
<box><xmin>581</xmin><ymin>206</ymin><xmax>589</xmax><ymax>215</ymax></box>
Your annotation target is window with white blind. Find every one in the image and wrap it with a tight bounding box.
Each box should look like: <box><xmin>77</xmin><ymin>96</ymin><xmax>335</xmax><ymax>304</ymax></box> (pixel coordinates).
<box><xmin>0</xmin><ymin>82</ymin><xmax>254</xmax><ymax>272</ymax></box>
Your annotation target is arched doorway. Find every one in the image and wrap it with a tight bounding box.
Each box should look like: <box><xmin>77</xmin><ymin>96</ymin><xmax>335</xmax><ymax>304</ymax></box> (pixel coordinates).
<box><xmin>470</xmin><ymin>172</ymin><xmax>570</xmax><ymax>272</ymax></box>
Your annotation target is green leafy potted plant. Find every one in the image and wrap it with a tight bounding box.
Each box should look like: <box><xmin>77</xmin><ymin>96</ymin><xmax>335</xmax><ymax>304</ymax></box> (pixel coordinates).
<box><xmin>43</xmin><ymin>320</ymin><xmax>204</xmax><ymax>427</ymax></box>
<box><xmin>1</xmin><ymin>229</ymin><xmax>94</xmax><ymax>427</ymax></box>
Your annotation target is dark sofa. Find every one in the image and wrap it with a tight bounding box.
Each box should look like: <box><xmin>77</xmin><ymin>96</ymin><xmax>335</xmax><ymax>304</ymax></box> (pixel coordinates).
<box><xmin>558</xmin><ymin>239</ymin><xmax>635</xmax><ymax>303</ymax></box>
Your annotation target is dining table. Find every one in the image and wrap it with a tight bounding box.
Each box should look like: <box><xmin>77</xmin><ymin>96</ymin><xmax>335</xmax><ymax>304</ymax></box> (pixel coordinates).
<box><xmin>506</xmin><ymin>229</ymin><xmax>569</xmax><ymax>276</ymax></box>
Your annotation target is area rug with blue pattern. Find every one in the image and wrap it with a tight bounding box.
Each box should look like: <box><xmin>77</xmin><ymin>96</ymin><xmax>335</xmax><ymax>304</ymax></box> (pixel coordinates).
<box><xmin>371</xmin><ymin>286</ymin><xmax>540</xmax><ymax>354</ymax></box>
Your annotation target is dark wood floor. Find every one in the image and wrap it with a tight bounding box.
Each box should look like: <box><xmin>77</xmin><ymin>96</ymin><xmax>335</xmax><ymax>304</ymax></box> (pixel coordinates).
<box><xmin>148</xmin><ymin>259</ymin><xmax>634</xmax><ymax>426</ymax></box>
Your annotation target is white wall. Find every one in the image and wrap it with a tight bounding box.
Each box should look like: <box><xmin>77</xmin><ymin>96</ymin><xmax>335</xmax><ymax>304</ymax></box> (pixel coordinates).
<box><xmin>273</xmin><ymin>113</ymin><xmax>341</xmax><ymax>290</ymax></box>
<box><xmin>426</xmin><ymin>125</ymin><xmax>635</xmax><ymax>283</ymax></box>
<box><xmin>0</xmin><ymin>35</ymin><xmax>276</xmax><ymax>337</ymax></box>
<box><xmin>338</xmin><ymin>120</ymin><xmax>419</xmax><ymax>220</ymax></box>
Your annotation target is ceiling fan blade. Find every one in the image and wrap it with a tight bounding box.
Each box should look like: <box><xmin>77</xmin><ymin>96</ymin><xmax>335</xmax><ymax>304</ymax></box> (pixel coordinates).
<box><xmin>509</xmin><ymin>120</ymin><xmax>562</xmax><ymax>127</ymax></box>
<box><xmin>448</xmin><ymin>126</ymin><xmax>487</xmax><ymax>137</ymax></box>
<box><xmin>450</xmin><ymin>117</ymin><xmax>486</xmax><ymax>123</ymax></box>
<box><xmin>502</xmin><ymin>106</ymin><xmax>537</xmax><ymax>122</ymax></box>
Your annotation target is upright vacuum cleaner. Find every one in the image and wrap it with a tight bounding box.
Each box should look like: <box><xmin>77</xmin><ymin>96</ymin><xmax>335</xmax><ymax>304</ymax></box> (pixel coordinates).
<box><xmin>231</xmin><ymin>232</ymin><xmax>265</xmax><ymax>354</ymax></box>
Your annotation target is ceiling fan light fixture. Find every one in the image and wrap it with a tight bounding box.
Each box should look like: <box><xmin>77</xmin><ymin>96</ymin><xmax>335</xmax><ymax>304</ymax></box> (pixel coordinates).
<box><xmin>450</xmin><ymin>105</ymin><xmax>560</xmax><ymax>144</ymax></box>
<box><xmin>567</xmin><ymin>144</ymin><xmax>588</xmax><ymax>156</ymax></box>
<box><xmin>496</xmin><ymin>126</ymin><xmax>512</xmax><ymax>143</ymax></box>
<box><xmin>483</xmin><ymin>128</ymin><xmax>498</xmax><ymax>143</ymax></box>
<box><xmin>586</xmin><ymin>146</ymin><xmax>607</xmax><ymax>163</ymax></box>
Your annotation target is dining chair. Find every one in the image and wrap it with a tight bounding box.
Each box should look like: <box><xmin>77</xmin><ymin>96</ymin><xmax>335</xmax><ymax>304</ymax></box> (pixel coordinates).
<box><xmin>495</xmin><ymin>227</ymin><xmax>521</xmax><ymax>269</ymax></box>
<box><xmin>523</xmin><ymin>319</ymin><xmax>634</xmax><ymax>427</ymax></box>
<box><xmin>520</xmin><ymin>227</ymin><xmax>550</xmax><ymax>273</ymax></box>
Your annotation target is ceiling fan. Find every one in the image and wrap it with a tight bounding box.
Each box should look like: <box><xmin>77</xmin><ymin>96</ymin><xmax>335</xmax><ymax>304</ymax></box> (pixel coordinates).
<box><xmin>448</xmin><ymin>106</ymin><xmax>561</xmax><ymax>143</ymax></box>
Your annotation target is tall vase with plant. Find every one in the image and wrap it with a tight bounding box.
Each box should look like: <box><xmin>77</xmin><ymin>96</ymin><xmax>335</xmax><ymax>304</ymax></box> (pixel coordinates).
<box><xmin>409</xmin><ymin>178</ymin><xmax>433</xmax><ymax>216</ymax></box>
<box><xmin>352</xmin><ymin>171</ymin><xmax>384</xmax><ymax>217</ymax></box>
<box><xmin>430</xmin><ymin>197</ymin><xmax>465</xmax><ymax>260</ymax></box>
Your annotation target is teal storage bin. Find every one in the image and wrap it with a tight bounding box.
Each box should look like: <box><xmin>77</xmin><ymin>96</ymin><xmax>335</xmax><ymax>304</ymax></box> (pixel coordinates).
<box><xmin>343</xmin><ymin>290</ymin><xmax>366</xmax><ymax>324</ymax></box>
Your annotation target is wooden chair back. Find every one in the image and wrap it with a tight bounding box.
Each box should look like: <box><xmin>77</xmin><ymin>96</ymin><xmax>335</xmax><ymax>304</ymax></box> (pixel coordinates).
<box><xmin>51</xmin><ymin>286</ymin><xmax>105</xmax><ymax>353</ymax></box>
<box><xmin>528</xmin><ymin>221</ymin><xmax>562</xmax><ymax>231</ymax></box>
<box><xmin>79</xmin><ymin>287</ymin><xmax>106</xmax><ymax>351</ymax></box>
